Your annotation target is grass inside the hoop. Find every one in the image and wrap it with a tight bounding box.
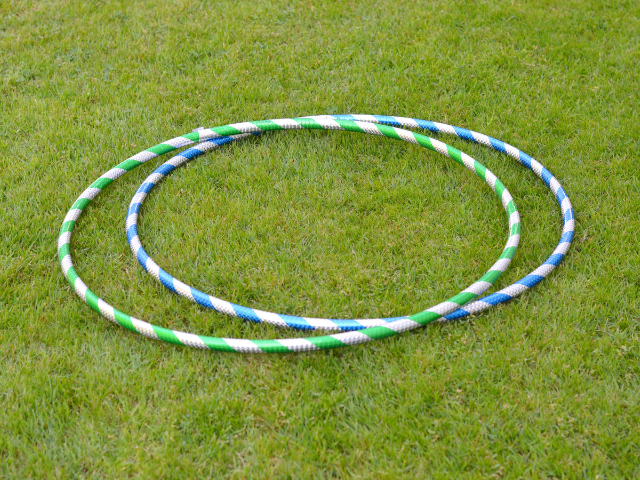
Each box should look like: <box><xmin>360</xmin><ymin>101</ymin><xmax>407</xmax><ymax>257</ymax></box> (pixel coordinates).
<box><xmin>1</xmin><ymin>0</ymin><xmax>639</xmax><ymax>478</ymax></box>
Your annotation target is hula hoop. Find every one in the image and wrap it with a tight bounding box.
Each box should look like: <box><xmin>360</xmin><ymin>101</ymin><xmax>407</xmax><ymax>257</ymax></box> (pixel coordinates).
<box><xmin>58</xmin><ymin>115</ymin><xmax>574</xmax><ymax>353</ymax></box>
<box><xmin>126</xmin><ymin>117</ymin><xmax>520</xmax><ymax>332</ymax></box>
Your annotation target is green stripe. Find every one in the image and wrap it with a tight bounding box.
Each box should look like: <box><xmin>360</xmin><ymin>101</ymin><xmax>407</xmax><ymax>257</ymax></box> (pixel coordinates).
<box><xmin>60</xmin><ymin>220</ymin><xmax>75</xmax><ymax>234</ymax></box>
<box><xmin>449</xmin><ymin>291</ymin><xmax>477</xmax><ymax>306</ymax></box>
<box><xmin>211</xmin><ymin>125</ymin><xmax>244</xmax><ymax>136</ymax></box>
<box><xmin>251</xmin><ymin>119</ymin><xmax>283</xmax><ymax>131</ymax></box>
<box><xmin>253</xmin><ymin>339</ymin><xmax>292</xmax><ymax>353</ymax></box>
<box><xmin>294</xmin><ymin>117</ymin><xmax>324</xmax><ymax>129</ymax></box>
<box><xmin>152</xmin><ymin>325</ymin><xmax>182</xmax><ymax>345</ymax></box>
<box><xmin>85</xmin><ymin>289</ymin><xmax>101</xmax><ymax>314</ymax></box>
<box><xmin>200</xmin><ymin>336</ymin><xmax>236</xmax><ymax>352</ymax></box>
<box><xmin>494</xmin><ymin>179</ymin><xmax>506</xmax><ymax>198</ymax></box>
<box><xmin>446</xmin><ymin>145</ymin><xmax>464</xmax><ymax>165</ymax></box>
<box><xmin>114</xmin><ymin>309</ymin><xmax>135</xmax><ymax>332</ymax></box>
<box><xmin>335</xmin><ymin>119</ymin><xmax>365</xmax><ymax>133</ymax></box>
<box><xmin>117</xmin><ymin>159</ymin><xmax>144</xmax><ymax>171</ymax></box>
<box><xmin>409</xmin><ymin>310</ymin><xmax>441</xmax><ymax>325</ymax></box>
<box><xmin>147</xmin><ymin>144</ymin><xmax>177</xmax><ymax>156</ymax></box>
<box><xmin>510</xmin><ymin>222</ymin><xmax>521</xmax><ymax>235</ymax></box>
<box><xmin>308</xmin><ymin>335</ymin><xmax>346</xmax><ymax>350</ymax></box>
<box><xmin>499</xmin><ymin>246</ymin><xmax>518</xmax><ymax>260</ymax></box>
<box><xmin>90</xmin><ymin>177</ymin><xmax>113</xmax><ymax>190</ymax></box>
<box><xmin>182</xmin><ymin>132</ymin><xmax>200</xmax><ymax>142</ymax></box>
<box><xmin>58</xmin><ymin>243</ymin><xmax>70</xmax><ymax>262</ymax></box>
<box><xmin>480</xmin><ymin>269</ymin><xmax>502</xmax><ymax>284</ymax></box>
<box><xmin>413</xmin><ymin>133</ymin><xmax>435</xmax><ymax>152</ymax></box>
<box><xmin>474</xmin><ymin>161</ymin><xmax>487</xmax><ymax>180</ymax></box>
<box><xmin>66</xmin><ymin>266</ymin><xmax>79</xmax><ymax>284</ymax></box>
<box><xmin>72</xmin><ymin>198</ymin><xmax>91</xmax><ymax>211</ymax></box>
<box><xmin>376</xmin><ymin>123</ymin><xmax>401</xmax><ymax>141</ymax></box>
<box><xmin>360</xmin><ymin>325</ymin><xmax>397</xmax><ymax>341</ymax></box>
<box><xmin>506</xmin><ymin>200</ymin><xmax>517</xmax><ymax>216</ymax></box>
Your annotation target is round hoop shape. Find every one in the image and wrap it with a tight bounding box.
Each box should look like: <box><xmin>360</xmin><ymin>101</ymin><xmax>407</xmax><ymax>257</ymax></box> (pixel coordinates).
<box><xmin>58</xmin><ymin>114</ymin><xmax>574</xmax><ymax>353</ymax></box>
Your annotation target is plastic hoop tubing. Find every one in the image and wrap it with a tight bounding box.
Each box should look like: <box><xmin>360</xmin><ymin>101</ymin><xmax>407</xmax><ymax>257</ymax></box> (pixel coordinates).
<box><xmin>57</xmin><ymin>114</ymin><xmax>575</xmax><ymax>353</ymax></box>
<box><xmin>126</xmin><ymin>117</ymin><xmax>521</xmax><ymax>332</ymax></box>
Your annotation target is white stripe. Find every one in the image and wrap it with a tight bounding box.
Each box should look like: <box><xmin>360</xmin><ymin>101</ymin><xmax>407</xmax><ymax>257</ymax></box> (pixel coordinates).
<box><xmin>130</xmin><ymin>151</ymin><xmax>157</xmax><ymax>163</ymax></box>
<box><xmin>563</xmin><ymin>219</ymin><xmax>575</xmax><ymax>232</ymax></box>
<box><xmin>126</xmin><ymin>214</ymin><xmax>138</xmax><ymax>230</ymax></box>
<box><xmin>58</xmin><ymin>232</ymin><xmax>71</xmax><ymax>249</ymax></box>
<box><xmin>304</xmin><ymin>317</ymin><xmax>345</xmax><ymax>330</ymax></box>
<box><xmin>379</xmin><ymin>319</ymin><xmax>421</xmax><ymax>333</ymax></box>
<box><xmin>163</xmin><ymin>137</ymin><xmax>193</xmax><ymax>149</ymax></box>
<box><xmin>351</xmin><ymin>114</ymin><xmax>378</xmax><ymax>123</ymax></box>
<box><xmin>98</xmin><ymin>299</ymin><xmax>116</xmax><ymax>322</ymax></box>
<box><xmin>461</xmin><ymin>152</ymin><xmax>476</xmax><ymax>170</ymax></box>
<box><xmin>531</xmin><ymin>159</ymin><xmax>543</xmax><ymax>177</ymax></box>
<box><xmin>223</xmin><ymin>338</ymin><xmax>260</xmax><ymax>353</ymax></box>
<box><xmin>331</xmin><ymin>331</ymin><xmax>372</xmax><ymax>346</ymax></box>
<box><xmin>504</xmin><ymin>143</ymin><xmax>520</xmax><ymax>160</ymax></box>
<box><xmin>64</xmin><ymin>208</ymin><xmax>82</xmax><ymax>223</ymax></box>
<box><xmin>501</xmin><ymin>191</ymin><xmax>513</xmax><ymax>209</ymax></box>
<box><xmin>254</xmin><ymin>310</ymin><xmax>288</xmax><ymax>327</ymax></box>
<box><xmin>393</xmin><ymin>127</ymin><xmax>418</xmax><ymax>144</ymax></box>
<box><xmin>489</xmin><ymin>258</ymin><xmax>512</xmax><ymax>273</ymax></box>
<box><xmin>560</xmin><ymin>197</ymin><xmax>571</xmax><ymax>214</ymax></box>
<box><xmin>531</xmin><ymin>263</ymin><xmax>555</xmax><ymax>277</ymax></box>
<box><xmin>554</xmin><ymin>241</ymin><xmax>571</xmax><ymax>256</ymax></box>
<box><xmin>129</xmin><ymin>235</ymin><xmax>142</xmax><ymax>256</ymax></box>
<box><xmin>146</xmin><ymin>173</ymin><xmax>165</xmax><ymax>185</ymax></box>
<box><xmin>432</xmin><ymin>122</ymin><xmax>456</xmax><ymax>135</ymax></box>
<box><xmin>485</xmin><ymin>170</ymin><xmax>497</xmax><ymax>190</ymax></box>
<box><xmin>131</xmin><ymin>192</ymin><xmax>147</xmax><ymax>205</ymax></box>
<box><xmin>60</xmin><ymin>254</ymin><xmax>73</xmax><ymax>275</ymax></box>
<box><xmin>174</xmin><ymin>331</ymin><xmax>207</xmax><ymax>349</ymax></box>
<box><xmin>271</xmin><ymin>118</ymin><xmax>301</xmax><ymax>130</ymax></box>
<box><xmin>145</xmin><ymin>257</ymin><xmax>161</xmax><ymax>280</ymax></box>
<box><xmin>463</xmin><ymin>281</ymin><xmax>493</xmax><ymax>295</ymax></box>
<box><xmin>74</xmin><ymin>278</ymin><xmax>88</xmax><ymax>301</ymax></box>
<box><xmin>101</xmin><ymin>168</ymin><xmax>127</xmax><ymax>180</ymax></box>
<box><xmin>549</xmin><ymin>177</ymin><xmax>561</xmax><ymax>196</ymax></box>
<box><xmin>497</xmin><ymin>283</ymin><xmax>528</xmax><ymax>298</ymax></box>
<box><xmin>427</xmin><ymin>301</ymin><xmax>462</xmax><ymax>316</ymax></box>
<box><xmin>471</xmin><ymin>131</ymin><xmax>491</xmax><ymax>146</ymax></box>
<box><xmin>429</xmin><ymin>138</ymin><xmax>450</xmax><ymax>157</ymax></box>
<box><xmin>131</xmin><ymin>318</ymin><xmax>158</xmax><ymax>339</ymax></box>
<box><xmin>167</xmin><ymin>155</ymin><xmax>190</xmax><ymax>168</ymax></box>
<box><xmin>506</xmin><ymin>234</ymin><xmax>520</xmax><ymax>249</ymax></box>
<box><xmin>509</xmin><ymin>211</ymin><xmax>520</xmax><ymax>227</ymax></box>
<box><xmin>355</xmin><ymin>121</ymin><xmax>384</xmax><ymax>136</ymax></box>
<box><xmin>79</xmin><ymin>188</ymin><xmax>102</xmax><ymax>200</ymax></box>
<box><xmin>393</xmin><ymin>117</ymin><xmax>420</xmax><ymax>129</ymax></box>
<box><xmin>277</xmin><ymin>338</ymin><xmax>318</xmax><ymax>352</ymax></box>
<box><xmin>172</xmin><ymin>279</ymin><xmax>195</xmax><ymax>302</ymax></box>
<box><xmin>228</xmin><ymin>122</ymin><xmax>259</xmax><ymax>133</ymax></box>
<box><xmin>316</xmin><ymin>117</ymin><xmax>342</xmax><ymax>130</ymax></box>
<box><xmin>209</xmin><ymin>297</ymin><xmax>236</xmax><ymax>316</ymax></box>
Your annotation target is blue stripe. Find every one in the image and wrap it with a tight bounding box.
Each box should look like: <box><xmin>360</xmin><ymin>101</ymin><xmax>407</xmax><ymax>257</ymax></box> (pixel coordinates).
<box><xmin>489</xmin><ymin>137</ymin><xmax>507</xmax><ymax>154</ymax></box>
<box><xmin>379</xmin><ymin>316</ymin><xmax>410</xmax><ymax>323</ymax></box>
<box><xmin>544</xmin><ymin>253</ymin><xmax>565</xmax><ymax>266</ymax></box>
<box><xmin>559</xmin><ymin>230</ymin><xmax>574</xmax><ymax>244</ymax></box>
<box><xmin>540</xmin><ymin>167</ymin><xmax>553</xmax><ymax>187</ymax></box>
<box><xmin>414</xmin><ymin>119</ymin><xmax>439</xmax><ymax>132</ymax></box>
<box><xmin>564</xmin><ymin>208</ymin><xmax>574</xmax><ymax>223</ymax></box>
<box><xmin>328</xmin><ymin>320</ymin><xmax>363</xmax><ymax>331</ymax></box>
<box><xmin>191</xmin><ymin>288</ymin><xmax>215</xmax><ymax>309</ymax></box>
<box><xmin>516</xmin><ymin>274</ymin><xmax>544</xmax><ymax>288</ymax></box>
<box><xmin>373</xmin><ymin>115</ymin><xmax>402</xmax><ymax>127</ymax></box>
<box><xmin>231</xmin><ymin>304</ymin><xmax>262</xmax><ymax>323</ymax></box>
<box><xmin>453</xmin><ymin>126</ymin><xmax>476</xmax><ymax>142</ymax></box>
<box><xmin>138</xmin><ymin>182</ymin><xmax>155</xmax><ymax>195</ymax></box>
<box><xmin>155</xmin><ymin>163</ymin><xmax>176</xmax><ymax>176</ymax></box>
<box><xmin>280</xmin><ymin>314</ymin><xmax>312</xmax><ymax>330</ymax></box>
<box><xmin>444</xmin><ymin>308</ymin><xmax>470</xmax><ymax>321</ymax></box>
<box><xmin>136</xmin><ymin>246</ymin><xmax>149</xmax><ymax>267</ymax></box>
<box><xmin>180</xmin><ymin>147</ymin><xmax>206</xmax><ymax>160</ymax></box>
<box><xmin>331</xmin><ymin>114</ymin><xmax>357</xmax><ymax>121</ymax></box>
<box><xmin>478</xmin><ymin>292</ymin><xmax>513</xmax><ymax>306</ymax></box>
<box><xmin>126</xmin><ymin>224</ymin><xmax>137</xmax><ymax>242</ymax></box>
<box><xmin>518</xmin><ymin>151</ymin><xmax>532</xmax><ymax>168</ymax></box>
<box><xmin>555</xmin><ymin>187</ymin><xmax>567</xmax><ymax>204</ymax></box>
<box><xmin>127</xmin><ymin>202</ymin><xmax>142</xmax><ymax>216</ymax></box>
<box><xmin>159</xmin><ymin>268</ymin><xmax>177</xmax><ymax>293</ymax></box>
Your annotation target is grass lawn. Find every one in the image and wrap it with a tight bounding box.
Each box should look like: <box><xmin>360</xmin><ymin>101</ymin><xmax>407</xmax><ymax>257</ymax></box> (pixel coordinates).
<box><xmin>1</xmin><ymin>0</ymin><xmax>639</xmax><ymax>477</ymax></box>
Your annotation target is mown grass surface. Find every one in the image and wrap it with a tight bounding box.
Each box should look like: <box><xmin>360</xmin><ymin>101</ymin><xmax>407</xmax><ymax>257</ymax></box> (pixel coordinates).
<box><xmin>1</xmin><ymin>0</ymin><xmax>639</xmax><ymax>478</ymax></box>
